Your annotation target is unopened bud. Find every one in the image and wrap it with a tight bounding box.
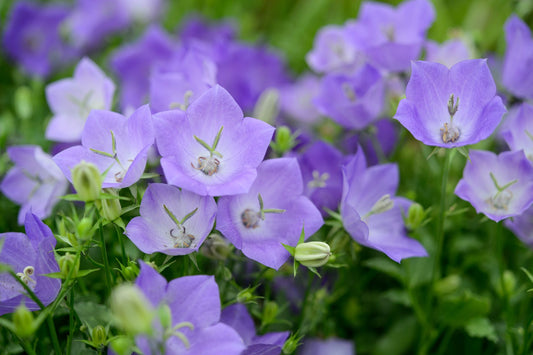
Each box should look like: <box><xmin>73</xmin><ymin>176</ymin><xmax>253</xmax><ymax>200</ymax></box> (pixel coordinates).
<box><xmin>110</xmin><ymin>284</ymin><xmax>153</xmax><ymax>335</ymax></box>
<box><xmin>253</xmin><ymin>88</ymin><xmax>280</xmax><ymax>125</ymax></box>
<box><xmin>406</xmin><ymin>203</ymin><xmax>425</xmax><ymax>230</ymax></box>
<box><xmin>13</xmin><ymin>304</ymin><xmax>35</xmax><ymax>338</ymax></box>
<box><xmin>14</xmin><ymin>86</ymin><xmax>32</xmax><ymax>120</ymax></box>
<box><xmin>157</xmin><ymin>304</ymin><xmax>173</xmax><ymax>330</ymax></box>
<box><xmin>295</xmin><ymin>241</ymin><xmax>331</xmax><ymax>268</ymax></box>
<box><xmin>72</xmin><ymin>161</ymin><xmax>102</xmax><ymax>202</ymax></box>
<box><xmin>110</xmin><ymin>336</ymin><xmax>133</xmax><ymax>355</ymax></box>
<box><xmin>97</xmin><ymin>188</ymin><xmax>121</xmax><ymax>221</ymax></box>
<box><xmin>503</xmin><ymin>270</ymin><xmax>517</xmax><ymax>296</ymax></box>
<box><xmin>59</xmin><ymin>252</ymin><xmax>79</xmax><ymax>279</ymax></box>
<box><xmin>262</xmin><ymin>301</ymin><xmax>279</xmax><ymax>327</ymax></box>
<box><xmin>272</xmin><ymin>126</ymin><xmax>295</xmax><ymax>155</ymax></box>
<box><xmin>119</xmin><ymin>261</ymin><xmax>139</xmax><ymax>282</ymax></box>
<box><xmin>237</xmin><ymin>288</ymin><xmax>254</xmax><ymax>304</ymax></box>
<box><xmin>282</xmin><ymin>333</ymin><xmax>303</xmax><ymax>354</ymax></box>
<box><xmin>76</xmin><ymin>217</ymin><xmax>93</xmax><ymax>241</ymax></box>
<box><xmin>434</xmin><ymin>274</ymin><xmax>461</xmax><ymax>295</ymax></box>
<box><xmin>91</xmin><ymin>325</ymin><xmax>107</xmax><ymax>349</ymax></box>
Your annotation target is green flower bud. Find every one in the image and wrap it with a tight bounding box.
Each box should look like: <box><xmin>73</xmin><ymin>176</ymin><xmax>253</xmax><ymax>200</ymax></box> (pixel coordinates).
<box><xmin>14</xmin><ymin>86</ymin><xmax>33</xmax><ymax>120</ymax></box>
<box><xmin>406</xmin><ymin>203</ymin><xmax>425</xmax><ymax>230</ymax></box>
<box><xmin>110</xmin><ymin>284</ymin><xmax>154</xmax><ymax>336</ymax></box>
<box><xmin>200</xmin><ymin>233</ymin><xmax>232</xmax><ymax>260</ymax></box>
<box><xmin>271</xmin><ymin>126</ymin><xmax>295</xmax><ymax>155</ymax></box>
<box><xmin>157</xmin><ymin>304</ymin><xmax>173</xmax><ymax>330</ymax></box>
<box><xmin>59</xmin><ymin>252</ymin><xmax>79</xmax><ymax>279</ymax></box>
<box><xmin>76</xmin><ymin>217</ymin><xmax>94</xmax><ymax>241</ymax></box>
<box><xmin>237</xmin><ymin>288</ymin><xmax>254</xmax><ymax>304</ymax></box>
<box><xmin>109</xmin><ymin>336</ymin><xmax>133</xmax><ymax>355</ymax></box>
<box><xmin>282</xmin><ymin>333</ymin><xmax>303</xmax><ymax>354</ymax></box>
<box><xmin>13</xmin><ymin>304</ymin><xmax>35</xmax><ymax>338</ymax></box>
<box><xmin>253</xmin><ymin>88</ymin><xmax>280</xmax><ymax>125</ymax></box>
<box><xmin>96</xmin><ymin>188</ymin><xmax>122</xmax><ymax>222</ymax></box>
<box><xmin>91</xmin><ymin>325</ymin><xmax>107</xmax><ymax>349</ymax></box>
<box><xmin>72</xmin><ymin>161</ymin><xmax>102</xmax><ymax>202</ymax></box>
<box><xmin>503</xmin><ymin>270</ymin><xmax>517</xmax><ymax>296</ymax></box>
<box><xmin>262</xmin><ymin>301</ymin><xmax>279</xmax><ymax>327</ymax></box>
<box><xmin>119</xmin><ymin>261</ymin><xmax>140</xmax><ymax>282</ymax></box>
<box><xmin>295</xmin><ymin>241</ymin><xmax>331</xmax><ymax>268</ymax></box>
<box><xmin>434</xmin><ymin>274</ymin><xmax>461</xmax><ymax>295</ymax></box>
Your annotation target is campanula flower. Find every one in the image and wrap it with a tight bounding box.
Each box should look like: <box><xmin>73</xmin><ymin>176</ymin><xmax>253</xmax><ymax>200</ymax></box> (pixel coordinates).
<box><xmin>501</xmin><ymin>103</ymin><xmax>533</xmax><ymax>161</ymax></box>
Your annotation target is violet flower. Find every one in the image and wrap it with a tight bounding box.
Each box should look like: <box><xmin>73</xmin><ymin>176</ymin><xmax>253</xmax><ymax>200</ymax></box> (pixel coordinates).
<box><xmin>154</xmin><ymin>85</ymin><xmax>274</xmax><ymax>196</ymax></box>
<box><xmin>53</xmin><ymin>105</ymin><xmax>154</xmax><ymax>189</ymax></box>
<box><xmin>502</xmin><ymin>15</ymin><xmax>533</xmax><ymax>100</ymax></box>
<box><xmin>341</xmin><ymin>148</ymin><xmax>427</xmax><ymax>262</ymax></box>
<box><xmin>1</xmin><ymin>146</ymin><xmax>68</xmax><ymax>225</ymax></box>
<box><xmin>217</xmin><ymin>158</ymin><xmax>324</xmax><ymax>270</ymax></box>
<box><xmin>298</xmin><ymin>140</ymin><xmax>344</xmax><ymax>217</ymax></box>
<box><xmin>220</xmin><ymin>303</ymin><xmax>289</xmax><ymax>355</ymax></box>
<box><xmin>501</xmin><ymin>103</ymin><xmax>533</xmax><ymax>161</ymax></box>
<box><xmin>299</xmin><ymin>337</ymin><xmax>355</xmax><ymax>355</ymax></box>
<box><xmin>425</xmin><ymin>39</ymin><xmax>473</xmax><ymax>68</ymax></box>
<box><xmin>0</xmin><ymin>213</ymin><xmax>61</xmax><ymax>316</ymax></box>
<box><xmin>455</xmin><ymin>150</ymin><xmax>533</xmax><ymax>222</ymax></box>
<box><xmin>504</xmin><ymin>205</ymin><xmax>533</xmax><ymax>248</ymax></box>
<box><xmin>126</xmin><ymin>183</ymin><xmax>217</xmax><ymax>255</ymax></box>
<box><xmin>2</xmin><ymin>1</ymin><xmax>76</xmax><ymax>78</ymax></box>
<box><xmin>134</xmin><ymin>261</ymin><xmax>245</xmax><ymax>354</ymax></box>
<box><xmin>45</xmin><ymin>57</ymin><xmax>115</xmax><ymax>142</ymax></box>
<box><xmin>394</xmin><ymin>59</ymin><xmax>506</xmax><ymax>148</ymax></box>
<box><xmin>313</xmin><ymin>64</ymin><xmax>385</xmax><ymax>130</ymax></box>
<box><xmin>279</xmin><ymin>73</ymin><xmax>322</xmax><ymax>124</ymax></box>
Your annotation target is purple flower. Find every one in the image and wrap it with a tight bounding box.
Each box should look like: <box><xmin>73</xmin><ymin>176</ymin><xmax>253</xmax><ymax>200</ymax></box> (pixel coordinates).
<box><xmin>501</xmin><ymin>104</ymin><xmax>533</xmax><ymax>161</ymax></box>
<box><xmin>45</xmin><ymin>57</ymin><xmax>115</xmax><ymax>142</ymax></box>
<box><xmin>217</xmin><ymin>158</ymin><xmax>324</xmax><ymax>269</ymax></box>
<box><xmin>126</xmin><ymin>183</ymin><xmax>217</xmax><ymax>255</ymax></box>
<box><xmin>505</xmin><ymin>205</ymin><xmax>533</xmax><ymax>248</ymax></box>
<box><xmin>134</xmin><ymin>261</ymin><xmax>245</xmax><ymax>354</ymax></box>
<box><xmin>279</xmin><ymin>73</ymin><xmax>322</xmax><ymax>124</ymax></box>
<box><xmin>154</xmin><ymin>85</ymin><xmax>274</xmax><ymax>196</ymax></box>
<box><xmin>110</xmin><ymin>25</ymin><xmax>175</xmax><ymax>111</ymax></box>
<box><xmin>502</xmin><ymin>15</ymin><xmax>533</xmax><ymax>100</ymax></box>
<box><xmin>221</xmin><ymin>303</ymin><xmax>289</xmax><ymax>355</ymax></box>
<box><xmin>0</xmin><ymin>213</ymin><xmax>61</xmax><ymax>316</ymax></box>
<box><xmin>353</xmin><ymin>0</ymin><xmax>435</xmax><ymax>72</ymax></box>
<box><xmin>298</xmin><ymin>140</ymin><xmax>344</xmax><ymax>217</ymax></box>
<box><xmin>299</xmin><ymin>337</ymin><xmax>355</xmax><ymax>355</ymax></box>
<box><xmin>313</xmin><ymin>64</ymin><xmax>385</xmax><ymax>130</ymax></box>
<box><xmin>394</xmin><ymin>59</ymin><xmax>506</xmax><ymax>147</ymax></box>
<box><xmin>455</xmin><ymin>150</ymin><xmax>533</xmax><ymax>222</ymax></box>
<box><xmin>53</xmin><ymin>105</ymin><xmax>154</xmax><ymax>189</ymax></box>
<box><xmin>341</xmin><ymin>148</ymin><xmax>427</xmax><ymax>262</ymax></box>
<box><xmin>2</xmin><ymin>1</ymin><xmax>76</xmax><ymax>77</ymax></box>
<box><xmin>425</xmin><ymin>39</ymin><xmax>473</xmax><ymax>68</ymax></box>
<box><xmin>1</xmin><ymin>146</ymin><xmax>68</xmax><ymax>225</ymax></box>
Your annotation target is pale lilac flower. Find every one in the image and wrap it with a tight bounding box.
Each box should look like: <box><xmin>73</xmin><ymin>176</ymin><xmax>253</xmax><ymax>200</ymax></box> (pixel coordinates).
<box><xmin>53</xmin><ymin>105</ymin><xmax>154</xmax><ymax>189</ymax></box>
<box><xmin>134</xmin><ymin>261</ymin><xmax>245</xmax><ymax>354</ymax></box>
<box><xmin>221</xmin><ymin>303</ymin><xmax>289</xmax><ymax>355</ymax></box>
<box><xmin>501</xmin><ymin>103</ymin><xmax>533</xmax><ymax>161</ymax></box>
<box><xmin>279</xmin><ymin>74</ymin><xmax>322</xmax><ymax>124</ymax></box>
<box><xmin>45</xmin><ymin>57</ymin><xmax>115</xmax><ymax>142</ymax></box>
<box><xmin>394</xmin><ymin>59</ymin><xmax>506</xmax><ymax>147</ymax></box>
<box><xmin>455</xmin><ymin>150</ymin><xmax>533</xmax><ymax>222</ymax></box>
<box><xmin>154</xmin><ymin>85</ymin><xmax>274</xmax><ymax>196</ymax></box>
<box><xmin>341</xmin><ymin>148</ymin><xmax>427</xmax><ymax>262</ymax></box>
<box><xmin>1</xmin><ymin>146</ymin><xmax>68</xmax><ymax>225</ymax></box>
<box><xmin>217</xmin><ymin>158</ymin><xmax>324</xmax><ymax>270</ymax></box>
<box><xmin>313</xmin><ymin>64</ymin><xmax>385</xmax><ymax>130</ymax></box>
<box><xmin>2</xmin><ymin>1</ymin><xmax>76</xmax><ymax>77</ymax></box>
<box><xmin>0</xmin><ymin>213</ymin><xmax>61</xmax><ymax>315</ymax></box>
<box><xmin>502</xmin><ymin>15</ymin><xmax>533</xmax><ymax>100</ymax></box>
<box><xmin>126</xmin><ymin>183</ymin><xmax>217</xmax><ymax>255</ymax></box>
<box><xmin>118</xmin><ymin>0</ymin><xmax>164</xmax><ymax>24</ymax></box>
<box><xmin>299</xmin><ymin>337</ymin><xmax>355</xmax><ymax>355</ymax></box>
<box><xmin>425</xmin><ymin>39</ymin><xmax>473</xmax><ymax>68</ymax></box>
<box><xmin>505</xmin><ymin>205</ymin><xmax>533</xmax><ymax>248</ymax></box>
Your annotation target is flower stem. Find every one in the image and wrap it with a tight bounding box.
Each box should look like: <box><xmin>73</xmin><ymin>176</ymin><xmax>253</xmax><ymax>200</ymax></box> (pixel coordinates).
<box><xmin>66</xmin><ymin>287</ymin><xmax>75</xmax><ymax>355</ymax></box>
<box><xmin>99</xmin><ymin>222</ymin><xmax>113</xmax><ymax>296</ymax></box>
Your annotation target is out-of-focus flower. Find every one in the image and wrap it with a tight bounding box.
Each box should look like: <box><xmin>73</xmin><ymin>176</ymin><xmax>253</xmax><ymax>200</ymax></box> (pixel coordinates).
<box><xmin>505</xmin><ymin>205</ymin><xmax>533</xmax><ymax>248</ymax></box>
<box><xmin>0</xmin><ymin>213</ymin><xmax>61</xmax><ymax>315</ymax></box>
<box><xmin>299</xmin><ymin>337</ymin><xmax>355</xmax><ymax>355</ymax></box>
<box><xmin>394</xmin><ymin>59</ymin><xmax>506</xmax><ymax>147</ymax></box>
<box><xmin>501</xmin><ymin>103</ymin><xmax>533</xmax><ymax>161</ymax></box>
<box><xmin>341</xmin><ymin>148</ymin><xmax>427</xmax><ymax>262</ymax></box>
<box><xmin>455</xmin><ymin>150</ymin><xmax>533</xmax><ymax>222</ymax></box>
<box><xmin>217</xmin><ymin>158</ymin><xmax>324</xmax><ymax>269</ymax></box>
<box><xmin>425</xmin><ymin>38</ymin><xmax>473</xmax><ymax>68</ymax></box>
<box><xmin>45</xmin><ymin>57</ymin><xmax>115</xmax><ymax>142</ymax></box>
<box><xmin>154</xmin><ymin>85</ymin><xmax>274</xmax><ymax>196</ymax></box>
<box><xmin>279</xmin><ymin>74</ymin><xmax>322</xmax><ymax>124</ymax></box>
<box><xmin>1</xmin><ymin>146</ymin><xmax>68</xmax><ymax>225</ymax></box>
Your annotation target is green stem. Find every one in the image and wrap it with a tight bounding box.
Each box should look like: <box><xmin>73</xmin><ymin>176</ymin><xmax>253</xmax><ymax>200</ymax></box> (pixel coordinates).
<box><xmin>496</xmin><ymin>222</ymin><xmax>515</xmax><ymax>355</ymax></box>
<box><xmin>99</xmin><ymin>222</ymin><xmax>113</xmax><ymax>296</ymax></box>
<box><xmin>66</xmin><ymin>287</ymin><xmax>75</xmax><ymax>355</ymax></box>
<box><xmin>115</xmin><ymin>224</ymin><xmax>127</xmax><ymax>265</ymax></box>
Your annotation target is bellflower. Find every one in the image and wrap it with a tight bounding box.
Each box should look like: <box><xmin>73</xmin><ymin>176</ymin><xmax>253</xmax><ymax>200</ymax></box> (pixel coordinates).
<box><xmin>502</xmin><ymin>15</ymin><xmax>533</xmax><ymax>100</ymax></box>
<box><xmin>45</xmin><ymin>57</ymin><xmax>115</xmax><ymax>142</ymax></box>
<box><xmin>0</xmin><ymin>213</ymin><xmax>61</xmax><ymax>316</ymax></box>
<box><xmin>279</xmin><ymin>74</ymin><xmax>322</xmax><ymax>124</ymax></box>
<box><xmin>505</xmin><ymin>205</ymin><xmax>533</xmax><ymax>248</ymax></box>
<box><xmin>341</xmin><ymin>148</ymin><xmax>427</xmax><ymax>262</ymax></box>
<box><xmin>501</xmin><ymin>103</ymin><xmax>533</xmax><ymax>161</ymax></box>
<box><xmin>1</xmin><ymin>146</ymin><xmax>68</xmax><ymax>225</ymax></box>
<box><xmin>217</xmin><ymin>158</ymin><xmax>324</xmax><ymax>270</ymax></box>
<box><xmin>455</xmin><ymin>150</ymin><xmax>533</xmax><ymax>222</ymax></box>
<box><xmin>53</xmin><ymin>105</ymin><xmax>154</xmax><ymax>189</ymax></box>
<box><xmin>220</xmin><ymin>303</ymin><xmax>289</xmax><ymax>355</ymax></box>
<box><xmin>425</xmin><ymin>39</ymin><xmax>473</xmax><ymax>68</ymax></box>
<box><xmin>154</xmin><ymin>85</ymin><xmax>274</xmax><ymax>196</ymax></box>
<box><xmin>2</xmin><ymin>1</ymin><xmax>76</xmax><ymax>78</ymax></box>
<box><xmin>133</xmin><ymin>261</ymin><xmax>245</xmax><ymax>354</ymax></box>
<box><xmin>298</xmin><ymin>140</ymin><xmax>344</xmax><ymax>216</ymax></box>
<box><xmin>394</xmin><ymin>59</ymin><xmax>506</xmax><ymax>148</ymax></box>
<box><xmin>299</xmin><ymin>337</ymin><xmax>355</xmax><ymax>355</ymax></box>
<box><xmin>313</xmin><ymin>64</ymin><xmax>384</xmax><ymax>130</ymax></box>
<box><xmin>126</xmin><ymin>183</ymin><xmax>217</xmax><ymax>255</ymax></box>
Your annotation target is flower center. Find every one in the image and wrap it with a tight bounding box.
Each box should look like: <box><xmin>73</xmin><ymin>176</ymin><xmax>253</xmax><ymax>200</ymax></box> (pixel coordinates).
<box><xmin>487</xmin><ymin>172</ymin><xmax>517</xmax><ymax>211</ymax></box>
<box><xmin>308</xmin><ymin>170</ymin><xmax>330</xmax><ymax>189</ymax></box>
<box><xmin>17</xmin><ymin>266</ymin><xmax>36</xmax><ymax>289</ymax></box>
<box><xmin>163</xmin><ymin>205</ymin><xmax>198</xmax><ymax>248</ymax></box>
<box><xmin>342</xmin><ymin>83</ymin><xmax>357</xmax><ymax>102</ymax></box>
<box><xmin>440</xmin><ymin>94</ymin><xmax>461</xmax><ymax>144</ymax></box>
<box><xmin>363</xmin><ymin>194</ymin><xmax>394</xmax><ymax>220</ymax></box>
<box><xmin>241</xmin><ymin>194</ymin><xmax>286</xmax><ymax>229</ymax></box>
<box><xmin>191</xmin><ymin>126</ymin><xmax>224</xmax><ymax>176</ymax></box>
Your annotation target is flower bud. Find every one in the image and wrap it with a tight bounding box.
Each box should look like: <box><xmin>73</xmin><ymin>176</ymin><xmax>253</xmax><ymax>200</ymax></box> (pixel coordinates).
<box><xmin>282</xmin><ymin>333</ymin><xmax>303</xmax><ymax>354</ymax></box>
<box><xmin>262</xmin><ymin>301</ymin><xmax>279</xmax><ymax>327</ymax></box>
<box><xmin>119</xmin><ymin>261</ymin><xmax>139</xmax><ymax>282</ymax></box>
<box><xmin>91</xmin><ymin>325</ymin><xmax>107</xmax><ymax>349</ymax></box>
<box><xmin>96</xmin><ymin>188</ymin><xmax>122</xmax><ymax>222</ymax></box>
<box><xmin>406</xmin><ymin>203</ymin><xmax>425</xmax><ymax>230</ymax></box>
<box><xmin>434</xmin><ymin>274</ymin><xmax>461</xmax><ymax>295</ymax></box>
<box><xmin>237</xmin><ymin>288</ymin><xmax>254</xmax><ymax>304</ymax></box>
<box><xmin>59</xmin><ymin>252</ymin><xmax>79</xmax><ymax>279</ymax></box>
<box><xmin>503</xmin><ymin>270</ymin><xmax>517</xmax><ymax>296</ymax></box>
<box><xmin>271</xmin><ymin>126</ymin><xmax>295</xmax><ymax>155</ymax></box>
<box><xmin>253</xmin><ymin>88</ymin><xmax>280</xmax><ymax>125</ymax></box>
<box><xmin>76</xmin><ymin>217</ymin><xmax>94</xmax><ymax>241</ymax></box>
<box><xmin>14</xmin><ymin>86</ymin><xmax>32</xmax><ymax>120</ymax></box>
<box><xmin>109</xmin><ymin>336</ymin><xmax>133</xmax><ymax>355</ymax></box>
<box><xmin>157</xmin><ymin>304</ymin><xmax>173</xmax><ymax>330</ymax></box>
<box><xmin>110</xmin><ymin>284</ymin><xmax>153</xmax><ymax>336</ymax></box>
<box><xmin>200</xmin><ymin>233</ymin><xmax>232</xmax><ymax>260</ymax></box>
<box><xmin>72</xmin><ymin>161</ymin><xmax>102</xmax><ymax>202</ymax></box>
<box><xmin>295</xmin><ymin>241</ymin><xmax>331</xmax><ymax>268</ymax></box>
<box><xmin>13</xmin><ymin>303</ymin><xmax>35</xmax><ymax>338</ymax></box>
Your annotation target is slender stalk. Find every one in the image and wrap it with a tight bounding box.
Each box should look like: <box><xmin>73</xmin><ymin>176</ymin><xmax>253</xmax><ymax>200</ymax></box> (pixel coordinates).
<box><xmin>115</xmin><ymin>224</ymin><xmax>127</xmax><ymax>264</ymax></box>
<box><xmin>66</xmin><ymin>287</ymin><xmax>75</xmax><ymax>355</ymax></box>
<box><xmin>99</xmin><ymin>222</ymin><xmax>113</xmax><ymax>296</ymax></box>
<box><xmin>496</xmin><ymin>222</ymin><xmax>515</xmax><ymax>355</ymax></box>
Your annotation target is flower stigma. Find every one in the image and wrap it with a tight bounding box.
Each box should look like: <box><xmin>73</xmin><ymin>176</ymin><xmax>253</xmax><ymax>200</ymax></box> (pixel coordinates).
<box><xmin>440</xmin><ymin>94</ymin><xmax>461</xmax><ymax>144</ymax></box>
<box><xmin>163</xmin><ymin>204</ymin><xmax>198</xmax><ymax>248</ymax></box>
<box><xmin>191</xmin><ymin>126</ymin><xmax>224</xmax><ymax>176</ymax></box>
<box><xmin>241</xmin><ymin>194</ymin><xmax>285</xmax><ymax>229</ymax></box>
<box><xmin>16</xmin><ymin>266</ymin><xmax>36</xmax><ymax>289</ymax></box>
<box><xmin>488</xmin><ymin>172</ymin><xmax>517</xmax><ymax>211</ymax></box>
<box><xmin>308</xmin><ymin>170</ymin><xmax>330</xmax><ymax>189</ymax></box>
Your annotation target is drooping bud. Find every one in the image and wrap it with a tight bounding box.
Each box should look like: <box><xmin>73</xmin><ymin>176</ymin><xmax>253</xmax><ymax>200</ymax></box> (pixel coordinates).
<box><xmin>405</xmin><ymin>203</ymin><xmax>425</xmax><ymax>230</ymax></box>
<box><xmin>253</xmin><ymin>88</ymin><xmax>280</xmax><ymax>125</ymax></box>
<box><xmin>13</xmin><ymin>303</ymin><xmax>36</xmax><ymax>338</ymax></box>
<box><xmin>59</xmin><ymin>252</ymin><xmax>79</xmax><ymax>279</ymax></box>
<box><xmin>91</xmin><ymin>325</ymin><xmax>107</xmax><ymax>349</ymax></box>
<box><xmin>71</xmin><ymin>161</ymin><xmax>102</xmax><ymax>202</ymax></box>
<box><xmin>110</xmin><ymin>284</ymin><xmax>154</xmax><ymax>336</ymax></box>
<box><xmin>295</xmin><ymin>241</ymin><xmax>331</xmax><ymax>268</ymax></box>
<box><xmin>96</xmin><ymin>188</ymin><xmax>122</xmax><ymax>222</ymax></box>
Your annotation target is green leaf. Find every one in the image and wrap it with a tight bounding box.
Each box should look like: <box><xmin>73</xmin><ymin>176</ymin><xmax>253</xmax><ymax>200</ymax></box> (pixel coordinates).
<box><xmin>363</xmin><ymin>257</ymin><xmax>403</xmax><ymax>282</ymax></box>
<box><xmin>437</xmin><ymin>292</ymin><xmax>491</xmax><ymax>327</ymax></box>
<box><xmin>281</xmin><ymin>243</ymin><xmax>295</xmax><ymax>256</ymax></box>
<box><xmin>456</xmin><ymin>146</ymin><xmax>470</xmax><ymax>162</ymax></box>
<box><xmin>464</xmin><ymin>317</ymin><xmax>498</xmax><ymax>343</ymax></box>
<box><xmin>61</xmin><ymin>193</ymin><xmax>83</xmax><ymax>201</ymax></box>
<box><xmin>141</xmin><ymin>172</ymin><xmax>161</xmax><ymax>179</ymax></box>
<box><xmin>74</xmin><ymin>301</ymin><xmax>113</xmax><ymax>329</ymax></box>
<box><xmin>521</xmin><ymin>267</ymin><xmax>533</xmax><ymax>284</ymax></box>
